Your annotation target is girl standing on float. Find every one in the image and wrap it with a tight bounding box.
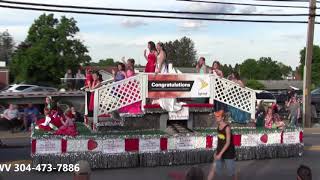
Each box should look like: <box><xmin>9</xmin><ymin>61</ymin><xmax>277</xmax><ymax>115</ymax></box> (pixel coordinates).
<box><xmin>88</xmin><ymin>72</ymin><xmax>101</xmax><ymax>114</ymax></box>
<box><xmin>211</xmin><ymin>61</ymin><xmax>227</xmax><ymax>112</ymax></box>
<box><xmin>118</xmin><ymin>58</ymin><xmax>142</xmax><ymax>114</ymax></box>
<box><xmin>228</xmin><ymin>72</ymin><xmax>250</xmax><ymax>124</ymax></box>
<box><xmin>211</xmin><ymin>61</ymin><xmax>224</xmax><ymax>77</ymax></box>
<box><xmin>144</xmin><ymin>41</ymin><xmax>157</xmax><ymax>73</ymax></box>
<box><xmin>121</xmin><ymin>57</ymin><xmax>136</xmax><ymax>78</ymax></box>
<box><xmin>196</xmin><ymin>57</ymin><xmax>208</xmax><ymax>74</ymax></box>
<box><xmin>156</xmin><ymin>42</ymin><xmax>168</xmax><ymax>74</ymax></box>
<box><xmin>126</xmin><ymin>59</ymin><xmax>135</xmax><ymax>77</ymax></box>
<box><xmin>112</xmin><ymin>63</ymin><xmax>127</xmax><ymax>81</ymax></box>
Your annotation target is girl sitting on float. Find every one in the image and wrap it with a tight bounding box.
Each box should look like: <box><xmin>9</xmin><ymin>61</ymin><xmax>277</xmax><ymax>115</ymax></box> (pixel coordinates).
<box><xmin>264</xmin><ymin>107</ymin><xmax>285</xmax><ymax>129</ymax></box>
<box><xmin>35</xmin><ymin>108</ymin><xmax>63</xmax><ymax>131</ymax></box>
<box><xmin>35</xmin><ymin>96</ymin><xmax>63</xmax><ymax>131</ymax></box>
<box><xmin>54</xmin><ymin>110</ymin><xmax>78</xmax><ymax>136</ymax></box>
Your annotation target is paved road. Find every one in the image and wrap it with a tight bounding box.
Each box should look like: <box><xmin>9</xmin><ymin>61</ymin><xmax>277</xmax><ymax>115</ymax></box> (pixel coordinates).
<box><xmin>0</xmin><ymin>132</ymin><xmax>320</xmax><ymax>180</ymax></box>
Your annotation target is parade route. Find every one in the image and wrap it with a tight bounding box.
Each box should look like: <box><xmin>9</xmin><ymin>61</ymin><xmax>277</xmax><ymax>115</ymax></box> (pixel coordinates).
<box><xmin>1</xmin><ymin>129</ymin><xmax>320</xmax><ymax>180</ymax></box>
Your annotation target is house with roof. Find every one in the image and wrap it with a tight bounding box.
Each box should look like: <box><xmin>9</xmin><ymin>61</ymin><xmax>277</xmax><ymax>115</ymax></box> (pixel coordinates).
<box><xmin>0</xmin><ymin>61</ymin><xmax>9</xmax><ymax>89</ymax></box>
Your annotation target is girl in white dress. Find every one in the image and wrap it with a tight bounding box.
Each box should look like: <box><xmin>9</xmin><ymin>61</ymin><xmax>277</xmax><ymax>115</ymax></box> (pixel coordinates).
<box><xmin>156</xmin><ymin>42</ymin><xmax>168</xmax><ymax>73</ymax></box>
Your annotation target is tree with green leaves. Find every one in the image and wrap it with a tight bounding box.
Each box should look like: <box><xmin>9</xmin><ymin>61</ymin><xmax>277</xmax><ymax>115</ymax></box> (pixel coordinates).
<box><xmin>240</xmin><ymin>59</ymin><xmax>259</xmax><ymax>79</ymax></box>
<box><xmin>299</xmin><ymin>45</ymin><xmax>320</xmax><ymax>87</ymax></box>
<box><xmin>245</xmin><ymin>79</ymin><xmax>265</xmax><ymax>90</ymax></box>
<box><xmin>277</xmin><ymin>62</ymin><xmax>292</xmax><ymax>78</ymax></box>
<box><xmin>10</xmin><ymin>14</ymin><xmax>91</xmax><ymax>85</ymax></box>
<box><xmin>220</xmin><ymin>64</ymin><xmax>234</xmax><ymax>77</ymax></box>
<box><xmin>164</xmin><ymin>36</ymin><xmax>197</xmax><ymax>67</ymax></box>
<box><xmin>257</xmin><ymin>57</ymin><xmax>283</xmax><ymax>80</ymax></box>
<box><xmin>240</xmin><ymin>57</ymin><xmax>289</xmax><ymax>80</ymax></box>
<box><xmin>90</xmin><ymin>58</ymin><xmax>115</xmax><ymax>66</ymax></box>
<box><xmin>0</xmin><ymin>30</ymin><xmax>14</xmax><ymax>65</ymax></box>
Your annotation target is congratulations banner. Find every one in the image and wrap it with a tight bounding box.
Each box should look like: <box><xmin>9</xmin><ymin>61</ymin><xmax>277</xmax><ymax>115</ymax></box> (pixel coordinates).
<box><xmin>147</xmin><ymin>74</ymin><xmax>210</xmax><ymax>98</ymax></box>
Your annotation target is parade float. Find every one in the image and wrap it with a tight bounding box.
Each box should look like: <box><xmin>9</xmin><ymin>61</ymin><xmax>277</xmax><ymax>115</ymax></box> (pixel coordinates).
<box><xmin>31</xmin><ymin>73</ymin><xmax>303</xmax><ymax>168</ymax></box>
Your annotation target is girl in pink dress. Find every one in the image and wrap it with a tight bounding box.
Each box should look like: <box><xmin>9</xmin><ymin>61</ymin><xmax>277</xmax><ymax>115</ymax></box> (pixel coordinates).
<box><xmin>119</xmin><ymin>58</ymin><xmax>142</xmax><ymax>114</ymax></box>
<box><xmin>54</xmin><ymin>110</ymin><xmax>78</xmax><ymax>136</ymax></box>
<box><xmin>126</xmin><ymin>58</ymin><xmax>135</xmax><ymax>77</ymax></box>
<box><xmin>144</xmin><ymin>41</ymin><xmax>157</xmax><ymax>73</ymax></box>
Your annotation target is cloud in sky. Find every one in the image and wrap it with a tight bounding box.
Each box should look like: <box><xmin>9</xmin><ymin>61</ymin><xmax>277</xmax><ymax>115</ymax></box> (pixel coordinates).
<box><xmin>187</xmin><ymin>3</ymin><xmax>236</xmax><ymax>14</ymax></box>
<box><xmin>239</xmin><ymin>6</ymin><xmax>257</xmax><ymax>14</ymax></box>
<box><xmin>179</xmin><ymin>21</ymin><xmax>204</xmax><ymax>31</ymax></box>
<box><xmin>120</xmin><ymin>19</ymin><xmax>148</xmax><ymax>28</ymax></box>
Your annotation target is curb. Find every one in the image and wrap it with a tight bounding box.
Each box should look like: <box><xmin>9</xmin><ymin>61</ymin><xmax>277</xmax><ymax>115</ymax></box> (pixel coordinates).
<box><xmin>304</xmin><ymin>145</ymin><xmax>320</xmax><ymax>151</ymax></box>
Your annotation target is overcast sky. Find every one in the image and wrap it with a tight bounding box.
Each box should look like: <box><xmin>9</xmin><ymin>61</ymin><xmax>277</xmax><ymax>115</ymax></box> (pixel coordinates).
<box><xmin>0</xmin><ymin>0</ymin><xmax>319</xmax><ymax>68</ymax></box>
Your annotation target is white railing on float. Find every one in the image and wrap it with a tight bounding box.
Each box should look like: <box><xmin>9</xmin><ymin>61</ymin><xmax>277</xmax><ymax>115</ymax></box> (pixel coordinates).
<box><xmin>92</xmin><ymin>74</ymin><xmax>146</xmax><ymax>127</ymax></box>
<box><xmin>88</xmin><ymin>73</ymin><xmax>256</xmax><ymax>130</ymax></box>
<box><xmin>84</xmin><ymin>78</ymin><xmax>114</xmax><ymax>116</ymax></box>
<box><xmin>210</xmin><ymin>75</ymin><xmax>256</xmax><ymax>119</ymax></box>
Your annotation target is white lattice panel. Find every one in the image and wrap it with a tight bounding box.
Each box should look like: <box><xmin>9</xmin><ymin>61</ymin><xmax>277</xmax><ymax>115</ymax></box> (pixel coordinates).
<box><xmin>98</xmin><ymin>75</ymin><xmax>142</xmax><ymax>114</ymax></box>
<box><xmin>212</xmin><ymin>77</ymin><xmax>255</xmax><ymax>113</ymax></box>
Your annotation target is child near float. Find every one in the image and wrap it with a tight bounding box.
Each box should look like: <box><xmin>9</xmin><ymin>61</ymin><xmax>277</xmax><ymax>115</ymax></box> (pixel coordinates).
<box><xmin>264</xmin><ymin>107</ymin><xmax>285</xmax><ymax>130</ymax></box>
<box><xmin>208</xmin><ymin>110</ymin><xmax>237</xmax><ymax>180</ymax></box>
<box><xmin>54</xmin><ymin>110</ymin><xmax>78</xmax><ymax>136</ymax></box>
<box><xmin>35</xmin><ymin>108</ymin><xmax>63</xmax><ymax>131</ymax></box>
<box><xmin>35</xmin><ymin>97</ymin><xmax>63</xmax><ymax>131</ymax></box>
<box><xmin>118</xmin><ymin>58</ymin><xmax>142</xmax><ymax>114</ymax></box>
<box><xmin>112</xmin><ymin>63</ymin><xmax>127</xmax><ymax>82</ymax></box>
<box><xmin>88</xmin><ymin>72</ymin><xmax>102</xmax><ymax>113</ymax></box>
<box><xmin>85</xmin><ymin>68</ymin><xmax>93</xmax><ymax>88</ymax></box>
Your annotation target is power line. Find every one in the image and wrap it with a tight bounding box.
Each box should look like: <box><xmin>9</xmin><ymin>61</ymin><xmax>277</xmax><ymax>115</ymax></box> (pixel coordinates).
<box><xmin>0</xmin><ymin>0</ymin><xmax>311</xmax><ymax>17</ymax></box>
<box><xmin>177</xmin><ymin>0</ymin><xmax>313</xmax><ymax>9</ymax></box>
<box><xmin>1</xmin><ymin>4</ymin><xmax>319</xmax><ymax>24</ymax></box>
<box><xmin>255</xmin><ymin>0</ymin><xmax>320</xmax><ymax>2</ymax></box>
<box><xmin>261</xmin><ymin>0</ymin><xmax>309</xmax><ymax>1</ymax></box>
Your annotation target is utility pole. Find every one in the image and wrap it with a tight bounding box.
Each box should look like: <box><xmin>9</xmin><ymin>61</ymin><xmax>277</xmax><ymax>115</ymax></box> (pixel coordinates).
<box><xmin>303</xmin><ymin>0</ymin><xmax>316</xmax><ymax>128</ymax></box>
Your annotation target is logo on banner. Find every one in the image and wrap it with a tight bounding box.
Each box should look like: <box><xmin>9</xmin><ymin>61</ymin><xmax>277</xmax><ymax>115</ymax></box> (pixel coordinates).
<box><xmin>199</xmin><ymin>79</ymin><xmax>208</xmax><ymax>89</ymax></box>
<box><xmin>148</xmin><ymin>81</ymin><xmax>194</xmax><ymax>91</ymax></box>
<box><xmin>169</xmin><ymin>107</ymin><xmax>189</xmax><ymax>120</ymax></box>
